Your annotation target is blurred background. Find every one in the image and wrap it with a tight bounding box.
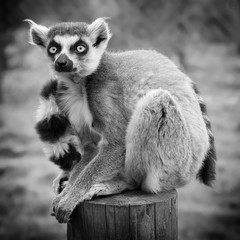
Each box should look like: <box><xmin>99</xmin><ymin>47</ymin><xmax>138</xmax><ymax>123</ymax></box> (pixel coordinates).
<box><xmin>0</xmin><ymin>0</ymin><xmax>240</xmax><ymax>239</ymax></box>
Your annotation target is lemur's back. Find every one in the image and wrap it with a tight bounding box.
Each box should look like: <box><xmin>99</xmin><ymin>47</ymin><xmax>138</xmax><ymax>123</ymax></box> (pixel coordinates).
<box><xmin>99</xmin><ymin>50</ymin><xmax>194</xmax><ymax>105</ymax></box>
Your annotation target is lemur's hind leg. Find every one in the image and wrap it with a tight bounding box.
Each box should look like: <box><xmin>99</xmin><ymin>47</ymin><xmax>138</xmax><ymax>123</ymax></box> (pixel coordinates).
<box><xmin>83</xmin><ymin>179</ymin><xmax>134</xmax><ymax>200</ymax></box>
<box><xmin>125</xmin><ymin>89</ymin><xmax>194</xmax><ymax>193</ymax></box>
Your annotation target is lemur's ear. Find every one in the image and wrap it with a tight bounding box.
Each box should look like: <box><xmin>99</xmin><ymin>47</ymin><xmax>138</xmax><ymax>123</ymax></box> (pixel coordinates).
<box><xmin>24</xmin><ymin>19</ymin><xmax>49</xmax><ymax>47</ymax></box>
<box><xmin>88</xmin><ymin>18</ymin><xmax>112</xmax><ymax>47</ymax></box>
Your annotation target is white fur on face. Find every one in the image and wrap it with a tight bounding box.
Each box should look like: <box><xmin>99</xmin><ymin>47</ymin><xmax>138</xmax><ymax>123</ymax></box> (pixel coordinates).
<box><xmin>77</xmin><ymin>36</ymin><xmax>109</xmax><ymax>77</ymax></box>
<box><xmin>53</xmin><ymin>35</ymin><xmax>79</xmax><ymax>65</ymax></box>
<box><xmin>54</xmin><ymin>35</ymin><xmax>79</xmax><ymax>53</ymax></box>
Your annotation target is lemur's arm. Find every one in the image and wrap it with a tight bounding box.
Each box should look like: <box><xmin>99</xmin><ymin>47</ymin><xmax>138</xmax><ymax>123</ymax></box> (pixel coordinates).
<box><xmin>51</xmin><ymin>142</ymin><xmax>130</xmax><ymax>223</ymax></box>
<box><xmin>50</xmin><ymin>97</ymin><xmax>132</xmax><ymax>223</ymax></box>
<box><xmin>35</xmin><ymin>80</ymin><xmax>81</xmax><ymax>194</ymax></box>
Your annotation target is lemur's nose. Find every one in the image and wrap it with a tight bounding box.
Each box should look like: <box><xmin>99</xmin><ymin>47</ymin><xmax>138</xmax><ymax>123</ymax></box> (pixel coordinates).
<box><xmin>55</xmin><ymin>54</ymin><xmax>73</xmax><ymax>72</ymax></box>
<box><xmin>57</xmin><ymin>59</ymin><xmax>67</xmax><ymax>67</ymax></box>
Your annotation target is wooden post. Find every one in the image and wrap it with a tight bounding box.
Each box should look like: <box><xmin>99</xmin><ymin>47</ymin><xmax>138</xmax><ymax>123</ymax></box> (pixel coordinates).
<box><xmin>67</xmin><ymin>190</ymin><xmax>177</xmax><ymax>240</ymax></box>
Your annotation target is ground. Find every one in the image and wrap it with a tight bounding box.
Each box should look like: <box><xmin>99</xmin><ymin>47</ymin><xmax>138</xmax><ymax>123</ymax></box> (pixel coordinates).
<box><xmin>0</xmin><ymin>36</ymin><xmax>240</xmax><ymax>239</ymax></box>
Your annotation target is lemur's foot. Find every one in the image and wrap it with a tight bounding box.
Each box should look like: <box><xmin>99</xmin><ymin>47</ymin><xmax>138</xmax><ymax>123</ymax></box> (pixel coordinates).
<box><xmin>51</xmin><ymin>180</ymin><xmax>133</xmax><ymax>223</ymax></box>
<box><xmin>51</xmin><ymin>193</ymin><xmax>76</xmax><ymax>223</ymax></box>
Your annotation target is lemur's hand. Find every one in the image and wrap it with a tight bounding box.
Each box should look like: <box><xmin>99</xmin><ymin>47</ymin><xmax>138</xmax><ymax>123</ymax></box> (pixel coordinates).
<box><xmin>51</xmin><ymin>188</ymin><xmax>101</xmax><ymax>223</ymax></box>
<box><xmin>53</xmin><ymin>173</ymin><xmax>68</xmax><ymax>195</ymax></box>
<box><xmin>50</xmin><ymin>145</ymin><xmax>132</xmax><ymax>223</ymax></box>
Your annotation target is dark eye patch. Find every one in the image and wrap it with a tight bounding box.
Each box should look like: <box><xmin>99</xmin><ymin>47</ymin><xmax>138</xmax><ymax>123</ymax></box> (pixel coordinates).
<box><xmin>47</xmin><ymin>41</ymin><xmax>61</xmax><ymax>56</ymax></box>
<box><xmin>70</xmin><ymin>40</ymin><xmax>88</xmax><ymax>55</ymax></box>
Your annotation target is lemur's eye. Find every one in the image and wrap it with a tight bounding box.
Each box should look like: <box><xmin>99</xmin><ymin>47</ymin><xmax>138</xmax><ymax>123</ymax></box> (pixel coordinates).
<box><xmin>76</xmin><ymin>45</ymin><xmax>87</xmax><ymax>53</ymax></box>
<box><xmin>49</xmin><ymin>46</ymin><xmax>57</xmax><ymax>54</ymax></box>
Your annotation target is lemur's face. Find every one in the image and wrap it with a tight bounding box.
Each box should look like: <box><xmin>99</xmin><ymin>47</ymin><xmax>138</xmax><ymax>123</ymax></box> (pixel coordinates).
<box><xmin>26</xmin><ymin>19</ymin><xmax>111</xmax><ymax>78</ymax></box>
<box><xmin>47</xmin><ymin>34</ymin><xmax>89</xmax><ymax>74</ymax></box>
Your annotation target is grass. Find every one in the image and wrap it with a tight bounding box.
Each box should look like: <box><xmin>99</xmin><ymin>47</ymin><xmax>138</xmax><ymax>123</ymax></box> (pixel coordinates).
<box><xmin>0</xmin><ymin>31</ymin><xmax>240</xmax><ymax>240</ymax></box>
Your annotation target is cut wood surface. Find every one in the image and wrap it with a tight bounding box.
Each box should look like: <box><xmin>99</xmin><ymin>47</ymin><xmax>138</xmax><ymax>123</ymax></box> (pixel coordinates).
<box><xmin>67</xmin><ymin>190</ymin><xmax>178</xmax><ymax>240</ymax></box>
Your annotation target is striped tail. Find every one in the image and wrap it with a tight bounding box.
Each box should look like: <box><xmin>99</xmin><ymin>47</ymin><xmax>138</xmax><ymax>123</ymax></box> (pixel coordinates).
<box><xmin>192</xmin><ymin>82</ymin><xmax>217</xmax><ymax>186</ymax></box>
<box><xmin>35</xmin><ymin>80</ymin><xmax>81</xmax><ymax>171</ymax></box>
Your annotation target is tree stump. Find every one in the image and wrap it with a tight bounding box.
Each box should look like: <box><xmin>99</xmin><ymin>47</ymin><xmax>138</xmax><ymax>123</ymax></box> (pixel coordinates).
<box><xmin>67</xmin><ymin>190</ymin><xmax>177</xmax><ymax>240</ymax></box>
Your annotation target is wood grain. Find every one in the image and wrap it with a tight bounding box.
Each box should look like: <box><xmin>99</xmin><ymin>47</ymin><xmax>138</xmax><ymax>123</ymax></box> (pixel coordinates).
<box><xmin>67</xmin><ymin>190</ymin><xmax>177</xmax><ymax>240</ymax></box>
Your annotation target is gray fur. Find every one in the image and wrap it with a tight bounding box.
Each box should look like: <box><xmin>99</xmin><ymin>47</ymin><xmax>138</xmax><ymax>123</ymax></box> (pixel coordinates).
<box><xmin>125</xmin><ymin>89</ymin><xmax>193</xmax><ymax>192</ymax></box>
<box><xmin>26</xmin><ymin>18</ymin><xmax>216</xmax><ymax>223</ymax></box>
<box><xmin>48</xmin><ymin>22</ymin><xmax>89</xmax><ymax>39</ymax></box>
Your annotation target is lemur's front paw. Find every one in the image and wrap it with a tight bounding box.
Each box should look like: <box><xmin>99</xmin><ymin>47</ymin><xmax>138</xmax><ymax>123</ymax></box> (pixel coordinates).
<box><xmin>50</xmin><ymin>194</ymin><xmax>62</xmax><ymax>216</ymax></box>
<box><xmin>53</xmin><ymin>176</ymin><xmax>68</xmax><ymax>195</ymax></box>
<box><xmin>51</xmin><ymin>194</ymin><xmax>77</xmax><ymax>223</ymax></box>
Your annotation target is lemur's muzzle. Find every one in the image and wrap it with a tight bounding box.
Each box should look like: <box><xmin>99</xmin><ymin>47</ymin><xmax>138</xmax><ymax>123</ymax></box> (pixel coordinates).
<box><xmin>55</xmin><ymin>54</ymin><xmax>73</xmax><ymax>72</ymax></box>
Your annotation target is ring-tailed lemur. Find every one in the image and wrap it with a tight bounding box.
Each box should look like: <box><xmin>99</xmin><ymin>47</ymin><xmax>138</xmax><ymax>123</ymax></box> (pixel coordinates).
<box><xmin>26</xmin><ymin>18</ymin><xmax>216</xmax><ymax>223</ymax></box>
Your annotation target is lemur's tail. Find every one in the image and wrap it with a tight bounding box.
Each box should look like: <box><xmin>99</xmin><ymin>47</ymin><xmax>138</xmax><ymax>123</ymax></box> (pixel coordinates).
<box><xmin>192</xmin><ymin>82</ymin><xmax>217</xmax><ymax>186</ymax></box>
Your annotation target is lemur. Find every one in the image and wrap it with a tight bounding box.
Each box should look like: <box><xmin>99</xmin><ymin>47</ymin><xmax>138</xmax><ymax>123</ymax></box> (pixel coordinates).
<box><xmin>26</xmin><ymin>18</ymin><xmax>216</xmax><ymax>223</ymax></box>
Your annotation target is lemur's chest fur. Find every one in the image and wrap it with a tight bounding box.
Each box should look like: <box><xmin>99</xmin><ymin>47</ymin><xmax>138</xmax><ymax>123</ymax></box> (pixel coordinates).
<box><xmin>58</xmin><ymin>78</ymin><xmax>93</xmax><ymax>133</ymax></box>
